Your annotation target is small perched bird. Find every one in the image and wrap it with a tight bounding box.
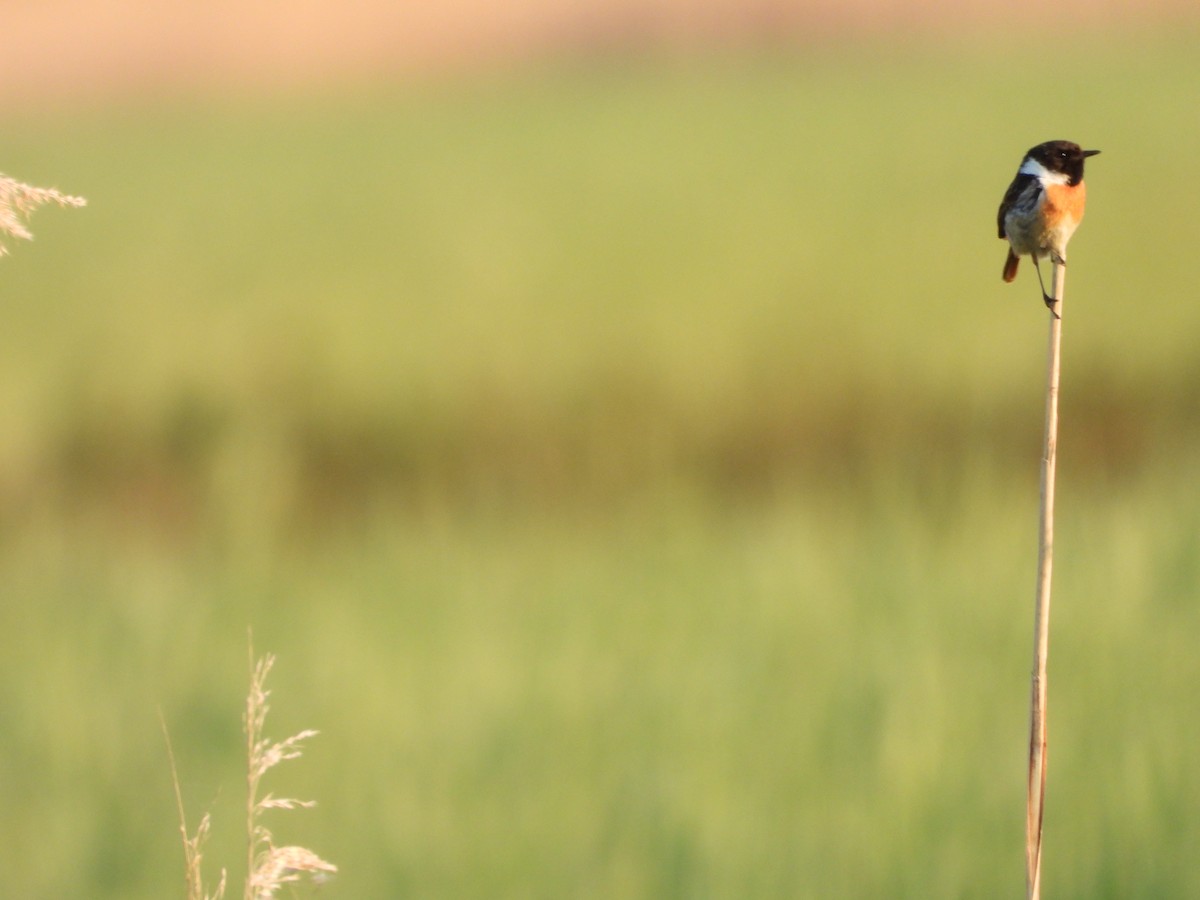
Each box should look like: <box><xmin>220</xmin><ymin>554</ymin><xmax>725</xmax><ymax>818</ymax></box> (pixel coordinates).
<box><xmin>998</xmin><ymin>140</ymin><xmax>1100</xmax><ymax>316</ymax></box>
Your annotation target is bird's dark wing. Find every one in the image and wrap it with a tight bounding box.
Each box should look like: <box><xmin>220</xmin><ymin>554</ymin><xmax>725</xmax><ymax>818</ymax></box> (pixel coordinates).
<box><xmin>997</xmin><ymin>173</ymin><xmax>1041</xmax><ymax>238</ymax></box>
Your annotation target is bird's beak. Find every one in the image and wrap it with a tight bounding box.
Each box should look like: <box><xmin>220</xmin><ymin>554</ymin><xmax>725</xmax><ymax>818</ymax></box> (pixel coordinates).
<box><xmin>1083</xmin><ymin>149</ymin><xmax>1101</xmax><ymax>157</ymax></box>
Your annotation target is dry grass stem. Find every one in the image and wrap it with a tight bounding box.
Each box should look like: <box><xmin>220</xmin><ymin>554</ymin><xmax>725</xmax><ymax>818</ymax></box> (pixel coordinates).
<box><xmin>0</xmin><ymin>173</ymin><xmax>85</xmax><ymax>254</ymax></box>
<box><xmin>160</xmin><ymin>712</ymin><xmax>228</xmax><ymax>900</ymax></box>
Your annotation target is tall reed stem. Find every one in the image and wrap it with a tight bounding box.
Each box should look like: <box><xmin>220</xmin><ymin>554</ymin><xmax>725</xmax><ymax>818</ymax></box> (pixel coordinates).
<box><xmin>1026</xmin><ymin>259</ymin><xmax>1066</xmax><ymax>899</ymax></box>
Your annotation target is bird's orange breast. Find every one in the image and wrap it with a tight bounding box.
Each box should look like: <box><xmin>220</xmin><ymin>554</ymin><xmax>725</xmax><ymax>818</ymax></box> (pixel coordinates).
<box><xmin>1042</xmin><ymin>181</ymin><xmax>1087</xmax><ymax>227</ymax></box>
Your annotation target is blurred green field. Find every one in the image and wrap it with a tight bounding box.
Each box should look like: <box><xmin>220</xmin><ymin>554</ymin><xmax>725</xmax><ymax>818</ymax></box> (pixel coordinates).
<box><xmin>3</xmin><ymin>29</ymin><xmax>1200</xmax><ymax>897</ymax></box>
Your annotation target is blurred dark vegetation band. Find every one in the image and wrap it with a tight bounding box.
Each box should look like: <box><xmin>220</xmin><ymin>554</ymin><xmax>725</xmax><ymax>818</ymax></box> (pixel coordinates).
<box><xmin>13</xmin><ymin>364</ymin><xmax>1191</xmax><ymax>541</ymax></box>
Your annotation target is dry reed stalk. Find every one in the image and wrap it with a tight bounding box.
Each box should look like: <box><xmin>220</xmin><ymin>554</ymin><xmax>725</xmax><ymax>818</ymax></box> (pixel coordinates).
<box><xmin>0</xmin><ymin>174</ymin><xmax>85</xmax><ymax>253</ymax></box>
<box><xmin>1026</xmin><ymin>259</ymin><xmax>1067</xmax><ymax>900</ymax></box>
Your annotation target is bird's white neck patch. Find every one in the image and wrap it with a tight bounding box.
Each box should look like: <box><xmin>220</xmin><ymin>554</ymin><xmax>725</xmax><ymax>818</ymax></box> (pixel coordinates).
<box><xmin>1019</xmin><ymin>156</ymin><xmax>1070</xmax><ymax>185</ymax></box>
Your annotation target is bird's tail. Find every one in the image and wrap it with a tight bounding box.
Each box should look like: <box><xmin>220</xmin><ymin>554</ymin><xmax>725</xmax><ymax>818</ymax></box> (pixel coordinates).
<box><xmin>1002</xmin><ymin>249</ymin><xmax>1020</xmax><ymax>283</ymax></box>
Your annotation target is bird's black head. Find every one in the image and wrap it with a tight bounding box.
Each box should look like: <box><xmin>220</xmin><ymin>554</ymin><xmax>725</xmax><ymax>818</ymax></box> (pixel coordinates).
<box><xmin>1026</xmin><ymin>140</ymin><xmax>1100</xmax><ymax>186</ymax></box>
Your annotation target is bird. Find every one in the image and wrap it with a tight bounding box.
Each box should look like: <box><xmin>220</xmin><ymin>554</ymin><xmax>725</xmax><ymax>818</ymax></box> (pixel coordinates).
<box><xmin>997</xmin><ymin>140</ymin><xmax>1100</xmax><ymax>317</ymax></box>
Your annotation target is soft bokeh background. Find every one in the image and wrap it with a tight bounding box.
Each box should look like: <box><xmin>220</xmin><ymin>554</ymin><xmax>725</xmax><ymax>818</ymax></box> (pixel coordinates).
<box><xmin>4</xmin><ymin>2</ymin><xmax>1200</xmax><ymax>896</ymax></box>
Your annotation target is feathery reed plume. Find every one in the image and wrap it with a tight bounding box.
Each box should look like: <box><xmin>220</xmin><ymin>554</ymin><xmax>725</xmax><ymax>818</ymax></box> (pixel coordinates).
<box><xmin>163</xmin><ymin>650</ymin><xmax>335</xmax><ymax>899</ymax></box>
<box><xmin>0</xmin><ymin>174</ymin><xmax>85</xmax><ymax>254</ymax></box>
<box><xmin>244</xmin><ymin>651</ymin><xmax>337</xmax><ymax>899</ymax></box>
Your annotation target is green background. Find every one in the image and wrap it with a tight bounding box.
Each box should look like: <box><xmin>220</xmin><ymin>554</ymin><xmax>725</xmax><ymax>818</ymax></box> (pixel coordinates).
<box><xmin>3</xmin><ymin>28</ymin><xmax>1200</xmax><ymax>898</ymax></box>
